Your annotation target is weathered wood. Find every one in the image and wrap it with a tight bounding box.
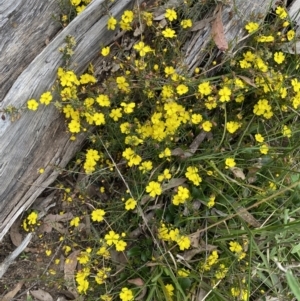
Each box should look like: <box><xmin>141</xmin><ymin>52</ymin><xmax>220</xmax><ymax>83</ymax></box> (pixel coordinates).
<box><xmin>0</xmin><ymin>0</ymin><xmax>62</xmax><ymax>101</ymax></box>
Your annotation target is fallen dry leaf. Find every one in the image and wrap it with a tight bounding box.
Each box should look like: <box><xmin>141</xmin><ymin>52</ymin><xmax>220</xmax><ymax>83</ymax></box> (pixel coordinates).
<box><xmin>39</xmin><ymin>213</ymin><xmax>73</xmax><ymax>233</ymax></box>
<box><xmin>9</xmin><ymin>219</ymin><xmax>23</xmax><ymax>247</ymax></box>
<box><xmin>230</xmin><ymin>167</ymin><xmax>246</xmax><ymax>180</ymax></box>
<box><xmin>30</xmin><ymin>289</ymin><xmax>53</xmax><ymax>301</ymax></box>
<box><xmin>1</xmin><ymin>281</ymin><xmax>24</xmax><ymax>301</ymax></box>
<box><xmin>191</xmin><ymin>16</ymin><xmax>216</xmax><ymax>31</ymax></box>
<box><xmin>162</xmin><ymin>178</ymin><xmax>186</xmax><ymax>192</ymax></box>
<box><xmin>236</xmin><ymin>207</ymin><xmax>261</xmax><ymax>228</ymax></box>
<box><xmin>237</xmin><ymin>75</ymin><xmax>257</xmax><ymax>88</ymax></box>
<box><xmin>128</xmin><ymin>278</ymin><xmax>144</xmax><ymax>286</ymax></box>
<box><xmin>189</xmin><ymin>229</ymin><xmax>202</xmax><ymax>248</ymax></box>
<box><xmin>172</xmin><ymin>132</ymin><xmax>208</xmax><ymax>159</ymax></box>
<box><xmin>136</xmin><ymin>287</ymin><xmax>147</xmax><ymax>301</ymax></box>
<box><xmin>180</xmin><ymin>242</ymin><xmax>217</xmax><ymax>261</ymax></box>
<box><xmin>211</xmin><ymin>4</ymin><xmax>228</xmax><ymax>51</ymax></box>
<box><xmin>64</xmin><ymin>250</ymin><xmax>80</xmax><ymax>298</ymax></box>
<box><xmin>134</xmin><ymin>24</ymin><xmax>145</xmax><ymax>37</ymax></box>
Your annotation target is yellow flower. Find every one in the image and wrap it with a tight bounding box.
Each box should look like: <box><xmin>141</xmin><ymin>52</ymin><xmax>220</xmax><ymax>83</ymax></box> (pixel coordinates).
<box><xmin>97</xmin><ymin>246</ymin><xmax>110</xmax><ymax>259</ymax></box>
<box><xmin>96</xmin><ymin>94</ymin><xmax>110</xmax><ymax>107</ymax></box>
<box><xmin>207</xmin><ymin>195</ymin><xmax>215</xmax><ymax>208</ymax></box>
<box><xmin>122</xmin><ymin>10</ymin><xmax>134</xmax><ymax>24</ymax></box>
<box><xmin>176</xmin><ymin>84</ymin><xmax>189</xmax><ymax>95</ymax></box>
<box><xmin>93</xmin><ymin>112</ymin><xmax>105</xmax><ymax>125</ymax></box>
<box><xmin>105</xmin><ymin>230</ymin><xmax>120</xmax><ymax>246</ymax></box>
<box><xmin>115</xmin><ymin>240</ymin><xmax>127</xmax><ymax>251</ymax></box>
<box><xmin>282</xmin><ymin>21</ymin><xmax>289</xmax><ymax>27</ymax></box>
<box><xmin>202</xmin><ymin>120</ymin><xmax>213</xmax><ymax>132</ymax></box>
<box><xmin>275</xmin><ymin>6</ymin><xmax>288</xmax><ymax>19</ymax></box>
<box><xmin>257</xmin><ymin>35</ymin><xmax>274</xmax><ymax>42</ymax></box>
<box><xmin>45</xmin><ymin>249</ymin><xmax>52</xmax><ymax>256</ymax></box>
<box><xmin>274</xmin><ymin>51</ymin><xmax>285</xmax><ymax>64</ymax></box>
<box><xmin>185</xmin><ymin>166</ymin><xmax>202</xmax><ymax>186</ymax></box>
<box><xmin>177</xmin><ymin>268</ymin><xmax>190</xmax><ymax>277</ymax></box>
<box><xmin>282</xmin><ymin>125</ymin><xmax>292</xmax><ymax>138</ymax></box>
<box><xmin>101</xmin><ymin>46</ymin><xmax>110</xmax><ymax>56</ymax></box>
<box><xmin>77</xmin><ymin>251</ymin><xmax>90</xmax><ymax>264</ymax></box>
<box><xmin>40</xmin><ymin>91</ymin><xmax>52</xmax><ymax>105</ymax></box>
<box><xmin>165</xmin><ymin>9</ymin><xmax>177</xmax><ymax>21</ymax></box>
<box><xmin>198</xmin><ymin>81</ymin><xmax>212</xmax><ymax>95</ymax></box>
<box><xmin>165</xmin><ymin>284</ymin><xmax>174</xmax><ymax>297</ymax></box>
<box><xmin>133</xmin><ymin>41</ymin><xmax>152</xmax><ymax>57</ymax></box>
<box><xmin>172</xmin><ymin>186</ymin><xmax>190</xmax><ymax>206</ymax></box>
<box><xmin>91</xmin><ymin>209</ymin><xmax>105</xmax><ymax>222</ymax></box>
<box><xmin>71</xmin><ymin>0</ymin><xmax>81</xmax><ymax>6</ymax></box>
<box><xmin>177</xmin><ymin>235</ymin><xmax>191</xmax><ymax>250</ymax></box>
<box><xmin>181</xmin><ymin>19</ymin><xmax>192</xmax><ymax>29</ymax></box>
<box><xmin>27</xmin><ymin>212</ymin><xmax>38</xmax><ymax>225</ymax></box>
<box><xmin>68</xmin><ymin>119</ymin><xmax>81</xmax><ymax>133</ymax></box>
<box><xmin>191</xmin><ymin>113</ymin><xmax>203</xmax><ymax>124</ymax></box>
<box><xmin>162</xmin><ymin>28</ymin><xmax>176</xmax><ymax>38</ymax></box>
<box><xmin>157</xmin><ymin>169</ymin><xmax>172</xmax><ymax>182</ymax></box>
<box><xmin>260</xmin><ymin>144</ymin><xmax>269</xmax><ymax>154</ymax></box>
<box><xmin>116</xmin><ymin>76</ymin><xmax>129</xmax><ymax>92</ymax></box>
<box><xmin>139</xmin><ymin>161</ymin><xmax>153</xmax><ymax>173</ymax></box>
<box><xmin>27</xmin><ymin>99</ymin><xmax>39</xmax><ymax>110</ymax></box>
<box><xmin>226</xmin><ymin>121</ymin><xmax>241</xmax><ymax>134</ymax></box>
<box><xmin>229</xmin><ymin>241</ymin><xmax>243</xmax><ymax>253</ymax></box>
<box><xmin>287</xmin><ymin>29</ymin><xmax>295</xmax><ymax>41</ymax></box>
<box><xmin>245</xmin><ymin>22</ymin><xmax>259</xmax><ymax>33</ymax></box>
<box><xmin>125</xmin><ymin>198</ymin><xmax>137</xmax><ymax>210</ymax></box>
<box><xmin>142</xmin><ymin>11</ymin><xmax>153</xmax><ymax>26</ymax></box>
<box><xmin>80</xmin><ymin>73</ymin><xmax>97</xmax><ymax>84</ymax></box>
<box><xmin>77</xmin><ymin>278</ymin><xmax>89</xmax><ymax>294</ymax></box>
<box><xmin>121</xmin><ymin>102</ymin><xmax>135</xmax><ymax>113</ymax></box>
<box><xmin>255</xmin><ymin>133</ymin><xmax>264</xmax><ymax>143</ymax></box>
<box><xmin>159</xmin><ymin>147</ymin><xmax>171</xmax><ymax>158</ymax></box>
<box><xmin>100</xmin><ymin>294</ymin><xmax>112</xmax><ymax>301</ymax></box>
<box><xmin>76</xmin><ymin>5</ymin><xmax>86</xmax><ymax>14</ymax></box>
<box><xmin>70</xmin><ymin>216</ymin><xmax>80</xmax><ymax>227</ymax></box>
<box><xmin>119</xmin><ymin>287</ymin><xmax>134</xmax><ymax>301</ymax></box>
<box><xmin>218</xmin><ymin>86</ymin><xmax>231</xmax><ymax>102</ymax></box>
<box><xmin>215</xmin><ymin>264</ymin><xmax>228</xmax><ymax>279</ymax></box>
<box><xmin>146</xmin><ymin>181</ymin><xmax>162</xmax><ymax>198</ymax></box>
<box><xmin>225</xmin><ymin>158</ymin><xmax>236</xmax><ymax>168</ymax></box>
<box><xmin>107</xmin><ymin>16</ymin><xmax>117</xmax><ymax>30</ymax></box>
<box><xmin>109</xmin><ymin>108</ymin><xmax>122</xmax><ymax>121</ymax></box>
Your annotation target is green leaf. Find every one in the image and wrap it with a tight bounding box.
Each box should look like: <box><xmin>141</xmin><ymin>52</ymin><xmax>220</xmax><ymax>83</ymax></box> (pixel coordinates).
<box><xmin>286</xmin><ymin>269</ymin><xmax>300</xmax><ymax>300</ymax></box>
<box><xmin>291</xmin><ymin>243</ymin><xmax>300</xmax><ymax>254</ymax></box>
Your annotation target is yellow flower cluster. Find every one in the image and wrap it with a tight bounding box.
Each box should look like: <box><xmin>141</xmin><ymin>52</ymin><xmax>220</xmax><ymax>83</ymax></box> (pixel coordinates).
<box><xmin>253</xmin><ymin>99</ymin><xmax>273</xmax><ymax>119</ymax></box>
<box><xmin>172</xmin><ymin>186</ymin><xmax>190</xmax><ymax>206</ymax></box>
<box><xmin>229</xmin><ymin>241</ymin><xmax>246</xmax><ymax>261</ymax></box>
<box><xmin>22</xmin><ymin>211</ymin><xmax>38</xmax><ymax>232</ymax></box>
<box><xmin>105</xmin><ymin>230</ymin><xmax>127</xmax><ymax>252</ymax></box>
<box><xmin>83</xmin><ymin>149</ymin><xmax>102</xmax><ymax>174</ymax></box>
<box><xmin>157</xmin><ymin>223</ymin><xmax>191</xmax><ymax>250</ymax></box>
<box><xmin>185</xmin><ymin>166</ymin><xmax>202</xmax><ymax>186</ymax></box>
<box><xmin>202</xmin><ymin>250</ymin><xmax>219</xmax><ymax>271</ymax></box>
<box><xmin>76</xmin><ymin>268</ymin><xmax>90</xmax><ymax>294</ymax></box>
<box><xmin>122</xmin><ymin>147</ymin><xmax>142</xmax><ymax>167</ymax></box>
<box><xmin>27</xmin><ymin>91</ymin><xmax>53</xmax><ymax>111</ymax></box>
